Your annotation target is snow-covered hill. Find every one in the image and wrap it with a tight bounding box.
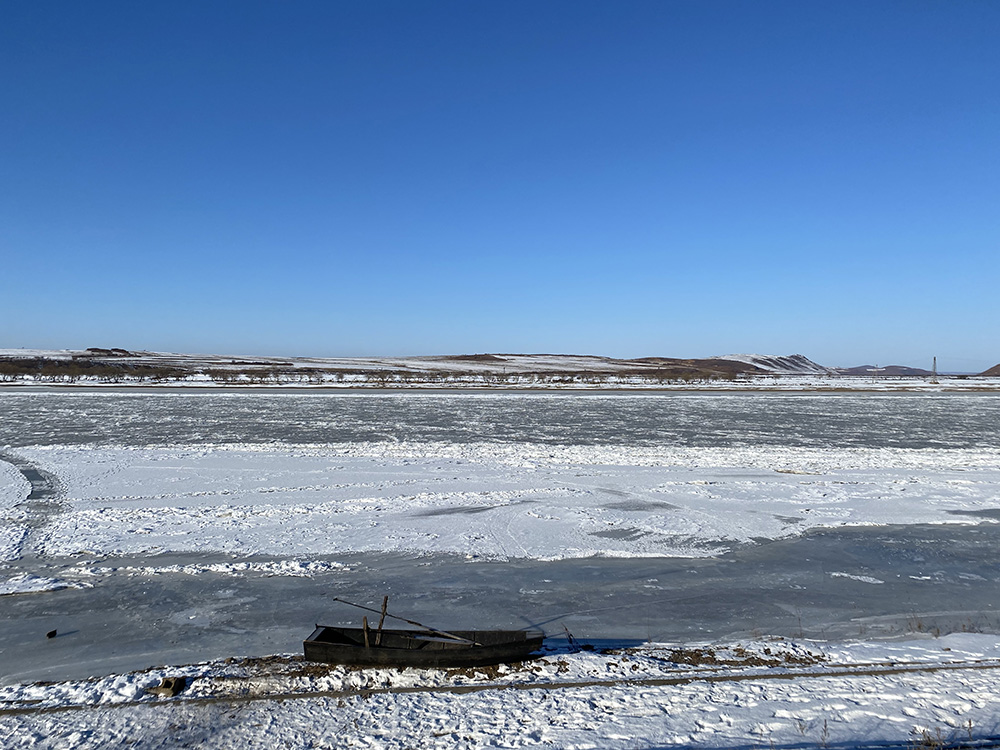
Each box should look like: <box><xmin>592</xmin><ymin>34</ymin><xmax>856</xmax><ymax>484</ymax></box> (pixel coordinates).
<box><xmin>0</xmin><ymin>348</ymin><xmax>768</xmax><ymax>376</ymax></box>
<box><xmin>715</xmin><ymin>353</ymin><xmax>834</xmax><ymax>375</ymax></box>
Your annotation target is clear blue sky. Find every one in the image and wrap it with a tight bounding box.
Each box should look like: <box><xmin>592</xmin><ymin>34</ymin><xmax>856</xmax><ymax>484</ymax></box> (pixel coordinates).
<box><xmin>2</xmin><ymin>1</ymin><xmax>998</xmax><ymax>370</ymax></box>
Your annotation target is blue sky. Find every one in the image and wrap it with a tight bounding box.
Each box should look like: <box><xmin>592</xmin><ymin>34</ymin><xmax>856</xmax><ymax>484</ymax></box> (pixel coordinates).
<box><xmin>2</xmin><ymin>1</ymin><xmax>997</xmax><ymax>370</ymax></box>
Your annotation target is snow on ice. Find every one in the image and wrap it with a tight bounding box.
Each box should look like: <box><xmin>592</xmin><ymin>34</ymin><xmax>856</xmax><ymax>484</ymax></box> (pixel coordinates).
<box><xmin>6</xmin><ymin>442</ymin><xmax>1000</xmax><ymax>562</ymax></box>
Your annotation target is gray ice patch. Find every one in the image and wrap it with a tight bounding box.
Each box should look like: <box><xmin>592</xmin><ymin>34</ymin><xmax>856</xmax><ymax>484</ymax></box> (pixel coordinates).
<box><xmin>947</xmin><ymin>508</ymin><xmax>1000</xmax><ymax>520</ymax></box>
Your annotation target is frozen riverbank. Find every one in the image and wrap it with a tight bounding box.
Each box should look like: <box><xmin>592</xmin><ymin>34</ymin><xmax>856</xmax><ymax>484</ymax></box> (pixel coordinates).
<box><xmin>5</xmin><ymin>633</ymin><xmax>1000</xmax><ymax>749</ymax></box>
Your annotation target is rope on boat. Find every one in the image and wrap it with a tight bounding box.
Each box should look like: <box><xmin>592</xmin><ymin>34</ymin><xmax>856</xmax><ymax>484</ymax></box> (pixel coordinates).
<box><xmin>331</xmin><ymin>597</ymin><xmax>483</xmax><ymax>646</ymax></box>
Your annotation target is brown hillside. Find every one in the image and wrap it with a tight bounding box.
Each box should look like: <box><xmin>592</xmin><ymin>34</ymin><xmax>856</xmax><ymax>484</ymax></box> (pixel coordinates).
<box><xmin>627</xmin><ymin>357</ymin><xmax>766</xmax><ymax>378</ymax></box>
<box><xmin>629</xmin><ymin>357</ymin><xmax>766</xmax><ymax>376</ymax></box>
<box><xmin>978</xmin><ymin>364</ymin><xmax>1000</xmax><ymax>377</ymax></box>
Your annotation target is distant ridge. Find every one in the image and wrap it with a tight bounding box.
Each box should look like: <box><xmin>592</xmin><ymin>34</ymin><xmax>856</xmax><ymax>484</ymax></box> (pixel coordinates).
<box><xmin>0</xmin><ymin>348</ymin><xmax>978</xmax><ymax>384</ymax></box>
<box><xmin>839</xmin><ymin>364</ymin><xmax>934</xmax><ymax>377</ymax></box>
<box><xmin>979</xmin><ymin>364</ymin><xmax>1000</xmax><ymax>377</ymax></box>
<box><xmin>0</xmin><ymin>348</ymin><xmax>778</xmax><ymax>382</ymax></box>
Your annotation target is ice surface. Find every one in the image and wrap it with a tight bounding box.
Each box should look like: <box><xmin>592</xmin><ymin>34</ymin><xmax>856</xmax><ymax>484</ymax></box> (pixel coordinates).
<box><xmin>3</xmin><ymin>391</ymin><xmax>1000</xmax><ymax>448</ymax></box>
<box><xmin>3</xmin><ymin>522</ymin><xmax>1000</xmax><ymax>686</ymax></box>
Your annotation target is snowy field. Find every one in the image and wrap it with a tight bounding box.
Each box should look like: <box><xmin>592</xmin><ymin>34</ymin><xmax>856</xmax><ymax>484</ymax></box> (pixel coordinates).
<box><xmin>2</xmin><ymin>391</ymin><xmax>1000</xmax><ymax>747</ymax></box>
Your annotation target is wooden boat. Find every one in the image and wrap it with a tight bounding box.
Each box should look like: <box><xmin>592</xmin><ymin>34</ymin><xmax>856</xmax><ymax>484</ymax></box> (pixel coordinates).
<box><xmin>303</xmin><ymin>625</ymin><xmax>545</xmax><ymax>668</ymax></box>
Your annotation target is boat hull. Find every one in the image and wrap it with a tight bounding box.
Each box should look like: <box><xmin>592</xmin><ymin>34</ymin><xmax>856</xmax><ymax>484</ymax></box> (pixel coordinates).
<box><xmin>303</xmin><ymin>626</ymin><xmax>545</xmax><ymax>668</ymax></box>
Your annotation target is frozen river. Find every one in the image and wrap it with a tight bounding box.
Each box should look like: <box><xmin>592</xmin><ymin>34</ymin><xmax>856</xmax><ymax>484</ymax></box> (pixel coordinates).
<box><xmin>2</xmin><ymin>389</ymin><xmax>999</xmax><ymax>449</ymax></box>
<box><xmin>2</xmin><ymin>389</ymin><xmax>1000</xmax><ymax>683</ymax></box>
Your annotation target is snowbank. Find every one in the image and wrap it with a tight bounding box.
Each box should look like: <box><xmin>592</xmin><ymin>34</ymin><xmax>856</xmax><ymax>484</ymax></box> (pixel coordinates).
<box><xmin>4</xmin><ymin>634</ymin><xmax>1000</xmax><ymax>749</ymax></box>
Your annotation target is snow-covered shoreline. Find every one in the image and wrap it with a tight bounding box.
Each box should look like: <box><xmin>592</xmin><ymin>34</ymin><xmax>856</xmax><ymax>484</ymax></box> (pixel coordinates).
<box><xmin>4</xmin><ymin>378</ymin><xmax>1000</xmax><ymax>392</ymax></box>
<box><xmin>5</xmin><ymin>634</ymin><xmax>1000</xmax><ymax>749</ymax></box>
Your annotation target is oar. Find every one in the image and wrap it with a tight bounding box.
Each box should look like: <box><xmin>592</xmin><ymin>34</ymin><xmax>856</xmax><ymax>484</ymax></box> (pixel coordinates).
<box><xmin>331</xmin><ymin>597</ymin><xmax>482</xmax><ymax>646</ymax></box>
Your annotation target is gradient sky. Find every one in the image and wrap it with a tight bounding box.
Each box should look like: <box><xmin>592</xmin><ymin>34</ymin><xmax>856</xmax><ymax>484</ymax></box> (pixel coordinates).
<box><xmin>2</xmin><ymin>1</ymin><xmax>998</xmax><ymax>370</ymax></box>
